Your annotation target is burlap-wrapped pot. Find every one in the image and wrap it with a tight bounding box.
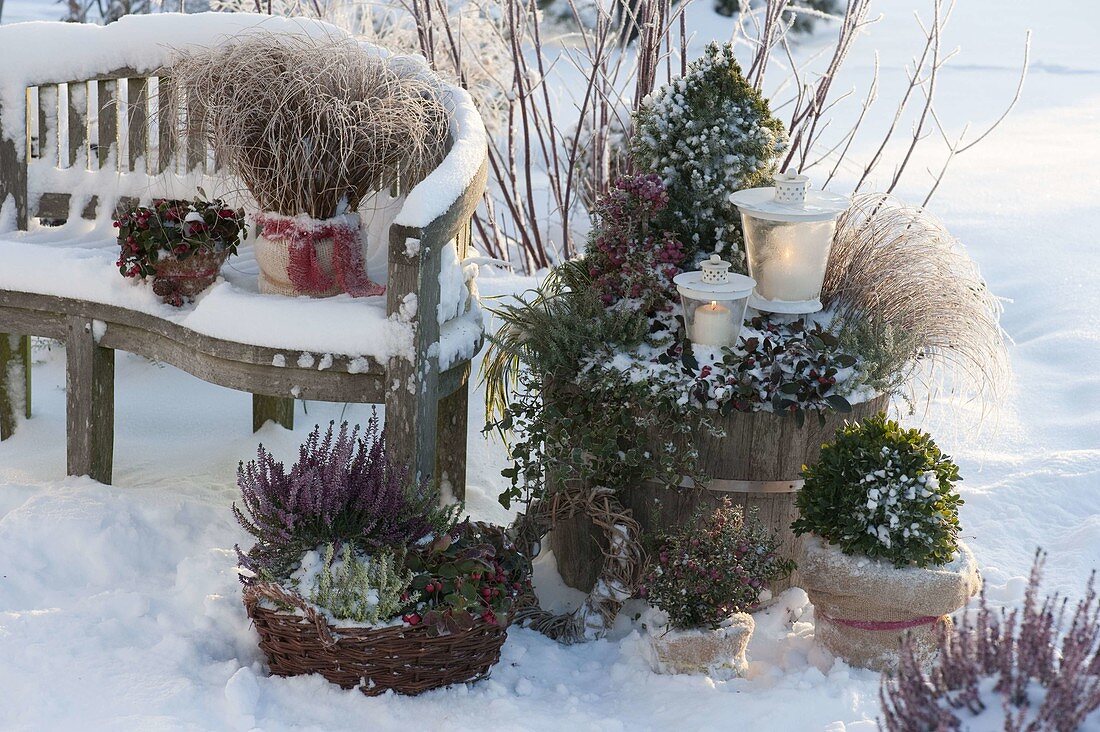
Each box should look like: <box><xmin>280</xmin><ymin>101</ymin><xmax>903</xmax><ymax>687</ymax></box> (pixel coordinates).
<box><xmin>254</xmin><ymin>212</ymin><xmax>382</xmax><ymax>298</ymax></box>
<box><xmin>647</xmin><ymin>613</ymin><xmax>755</xmax><ymax>678</ymax></box>
<box><xmin>799</xmin><ymin>535</ymin><xmax>981</xmax><ymax>672</ymax></box>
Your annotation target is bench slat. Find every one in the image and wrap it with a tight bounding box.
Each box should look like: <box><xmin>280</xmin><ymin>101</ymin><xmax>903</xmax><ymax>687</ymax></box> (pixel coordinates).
<box><xmin>186</xmin><ymin>89</ymin><xmax>205</xmax><ymax>174</ymax></box>
<box><xmin>97</xmin><ymin>79</ymin><xmax>118</xmax><ymax>170</ymax></box>
<box><xmin>68</xmin><ymin>81</ymin><xmax>89</xmax><ymax>169</ymax></box>
<box><xmin>37</xmin><ymin>85</ymin><xmax>59</xmax><ymax>166</ymax></box>
<box><xmin>157</xmin><ymin>76</ymin><xmax>178</xmax><ymax>175</ymax></box>
<box><xmin>126</xmin><ymin>77</ymin><xmax>149</xmax><ymax>174</ymax></box>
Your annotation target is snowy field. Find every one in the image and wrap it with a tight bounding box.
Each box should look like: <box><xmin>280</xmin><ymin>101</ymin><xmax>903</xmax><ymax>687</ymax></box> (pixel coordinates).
<box><xmin>1</xmin><ymin>1</ymin><xmax>1099</xmax><ymax>730</ymax></box>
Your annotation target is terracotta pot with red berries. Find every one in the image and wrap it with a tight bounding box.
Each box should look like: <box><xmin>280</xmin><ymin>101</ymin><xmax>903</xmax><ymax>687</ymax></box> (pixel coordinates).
<box><xmin>114</xmin><ymin>198</ymin><xmax>246</xmax><ymax>307</ymax></box>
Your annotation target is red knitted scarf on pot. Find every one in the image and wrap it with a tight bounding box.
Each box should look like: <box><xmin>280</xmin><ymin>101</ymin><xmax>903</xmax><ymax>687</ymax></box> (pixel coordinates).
<box><xmin>255</xmin><ymin>213</ymin><xmax>385</xmax><ymax>298</ymax></box>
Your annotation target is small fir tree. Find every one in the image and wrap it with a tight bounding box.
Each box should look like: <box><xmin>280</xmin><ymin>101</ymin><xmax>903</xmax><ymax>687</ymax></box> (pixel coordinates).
<box><xmin>631</xmin><ymin>42</ymin><xmax>788</xmax><ymax>268</ymax></box>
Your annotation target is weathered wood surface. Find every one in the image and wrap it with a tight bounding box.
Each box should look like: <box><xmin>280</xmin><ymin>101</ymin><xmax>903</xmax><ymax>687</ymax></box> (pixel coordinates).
<box><xmin>0</xmin><ymin>95</ymin><xmax>28</xmax><ymax>229</ymax></box>
<box><xmin>253</xmin><ymin>394</ymin><xmax>294</xmax><ymax>432</ymax></box>
<box><xmin>384</xmin><ymin>159</ymin><xmax>487</xmax><ymax>488</ymax></box>
<box><xmin>97</xmin><ymin>78</ymin><xmax>118</xmax><ymax>170</ymax></box>
<box><xmin>435</xmin><ymin>368</ymin><xmax>470</xmax><ymax>502</ymax></box>
<box><xmin>126</xmin><ymin>77</ymin><xmax>149</xmax><ymax>173</ymax></box>
<box><xmin>68</xmin><ymin>81</ymin><xmax>88</xmax><ymax>169</ymax></box>
<box><xmin>551</xmin><ymin>394</ymin><xmax>890</xmax><ymax>593</ymax></box>
<box><xmin>0</xmin><ymin>333</ymin><xmax>31</xmax><ymax>440</ymax></box>
<box><xmin>65</xmin><ymin>316</ymin><xmax>114</xmax><ymax>483</ymax></box>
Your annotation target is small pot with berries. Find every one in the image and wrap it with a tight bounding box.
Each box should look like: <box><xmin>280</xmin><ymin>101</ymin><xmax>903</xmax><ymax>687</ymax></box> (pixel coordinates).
<box><xmin>114</xmin><ymin>197</ymin><xmax>245</xmax><ymax>306</ymax></box>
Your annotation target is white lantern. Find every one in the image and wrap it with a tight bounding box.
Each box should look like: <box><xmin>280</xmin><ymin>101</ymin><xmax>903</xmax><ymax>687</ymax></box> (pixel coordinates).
<box><xmin>673</xmin><ymin>255</ymin><xmax>755</xmax><ymax>347</ymax></box>
<box><xmin>729</xmin><ymin>173</ymin><xmax>850</xmax><ymax>314</ymax></box>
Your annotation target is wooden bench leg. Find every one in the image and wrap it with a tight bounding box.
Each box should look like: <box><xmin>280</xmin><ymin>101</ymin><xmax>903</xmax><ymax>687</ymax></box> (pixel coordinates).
<box><xmin>385</xmin><ymin>364</ymin><xmax>440</xmax><ymax>491</ymax></box>
<box><xmin>1</xmin><ymin>334</ymin><xmax>32</xmax><ymax>440</ymax></box>
<box><xmin>435</xmin><ymin>378</ymin><xmax>469</xmax><ymax>503</ymax></box>
<box><xmin>66</xmin><ymin>317</ymin><xmax>114</xmax><ymax>484</ymax></box>
<box><xmin>252</xmin><ymin>394</ymin><xmax>294</xmax><ymax>432</ymax></box>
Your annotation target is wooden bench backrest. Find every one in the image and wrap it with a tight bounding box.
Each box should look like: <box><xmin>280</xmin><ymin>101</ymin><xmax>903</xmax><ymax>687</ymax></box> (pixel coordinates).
<box><xmin>18</xmin><ymin>68</ymin><xmax>224</xmax><ymax>224</ymax></box>
<box><xmin>0</xmin><ymin>15</ymin><xmax>345</xmax><ymax>229</ymax></box>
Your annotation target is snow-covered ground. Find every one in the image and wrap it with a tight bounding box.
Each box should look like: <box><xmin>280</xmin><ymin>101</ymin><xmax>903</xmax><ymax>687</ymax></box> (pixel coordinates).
<box><xmin>1</xmin><ymin>1</ymin><xmax>1098</xmax><ymax>730</ymax></box>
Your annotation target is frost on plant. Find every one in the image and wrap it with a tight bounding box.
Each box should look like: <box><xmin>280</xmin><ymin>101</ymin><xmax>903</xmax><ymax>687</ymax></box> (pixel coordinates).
<box><xmin>631</xmin><ymin>42</ymin><xmax>788</xmax><ymax>267</ymax></box>
<box><xmin>793</xmin><ymin>414</ymin><xmax>963</xmax><ymax>568</ymax></box>
<box><xmin>233</xmin><ymin>413</ymin><xmax>459</xmax><ymax>580</ymax></box>
<box><xmin>881</xmin><ymin>552</ymin><xmax>1100</xmax><ymax>731</ymax></box>
<box><xmin>301</xmin><ymin>543</ymin><xmax>414</xmax><ymax>624</ymax></box>
<box><xmin>640</xmin><ymin>499</ymin><xmax>794</xmax><ymax>630</ymax></box>
<box><xmin>583</xmin><ymin>174</ymin><xmax>685</xmax><ymax>317</ymax></box>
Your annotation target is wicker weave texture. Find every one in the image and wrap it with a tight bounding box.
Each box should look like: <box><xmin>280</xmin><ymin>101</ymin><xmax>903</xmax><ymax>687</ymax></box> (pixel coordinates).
<box><xmin>244</xmin><ymin>583</ymin><xmax>507</xmax><ymax>696</ymax></box>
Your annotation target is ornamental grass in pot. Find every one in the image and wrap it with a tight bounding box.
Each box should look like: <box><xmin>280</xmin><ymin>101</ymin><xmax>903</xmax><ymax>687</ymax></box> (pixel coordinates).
<box><xmin>792</xmin><ymin>414</ymin><xmax>981</xmax><ymax>672</ymax></box>
<box><xmin>114</xmin><ymin>197</ymin><xmax>245</xmax><ymax>306</ymax></box>
<box><xmin>638</xmin><ymin>499</ymin><xmax>794</xmax><ymax>677</ymax></box>
<box><xmin>172</xmin><ymin>34</ymin><xmax>449</xmax><ymax>298</ymax></box>
<box><xmin>234</xmin><ymin>415</ymin><xmax>531</xmax><ymax>696</ymax></box>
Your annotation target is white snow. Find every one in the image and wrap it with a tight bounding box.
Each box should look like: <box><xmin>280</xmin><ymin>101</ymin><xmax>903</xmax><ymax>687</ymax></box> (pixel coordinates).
<box><xmin>1</xmin><ymin>2</ymin><xmax>1099</xmax><ymax>731</ymax></box>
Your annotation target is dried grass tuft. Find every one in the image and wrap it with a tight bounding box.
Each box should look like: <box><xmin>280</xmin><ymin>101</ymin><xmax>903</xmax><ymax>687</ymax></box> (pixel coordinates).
<box><xmin>170</xmin><ymin>32</ymin><xmax>451</xmax><ymax>219</ymax></box>
<box><xmin>823</xmin><ymin>194</ymin><xmax>1009</xmax><ymax>411</ymax></box>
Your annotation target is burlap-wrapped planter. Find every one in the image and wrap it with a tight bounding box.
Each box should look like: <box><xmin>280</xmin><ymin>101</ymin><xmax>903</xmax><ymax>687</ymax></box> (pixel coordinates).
<box><xmin>254</xmin><ymin>212</ymin><xmax>384</xmax><ymax>298</ymax></box>
<box><xmin>255</xmin><ymin>232</ymin><xmax>340</xmax><ymax>297</ymax></box>
<box><xmin>647</xmin><ymin>613</ymin><xmax>755</xmax><ymax>678</ymax></box>
<box><xmin>799</xmin><ymin>535</ymin><xmax>981</xmax><ymax>672</ymax></box>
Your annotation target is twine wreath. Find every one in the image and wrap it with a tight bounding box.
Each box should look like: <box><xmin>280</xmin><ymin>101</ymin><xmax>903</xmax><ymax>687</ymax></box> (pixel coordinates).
<box><xmin>508</xmin><ymin>484</ymin><xmax>646</xmax><ymax>643</ymax></box>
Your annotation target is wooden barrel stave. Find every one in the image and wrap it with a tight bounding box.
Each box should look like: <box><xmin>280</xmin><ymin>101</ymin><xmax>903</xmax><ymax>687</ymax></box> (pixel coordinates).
<box><xmin>549</xmin><ymin>394</ymin><xmax>889</xmax><ymax>594</ymax></box>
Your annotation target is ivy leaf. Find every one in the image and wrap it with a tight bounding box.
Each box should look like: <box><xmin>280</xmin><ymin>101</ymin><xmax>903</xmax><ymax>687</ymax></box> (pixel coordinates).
<box><xmin>681</xmin><ymin>347</ymin><xmax>699</xmax><ymax>372</ymax></box>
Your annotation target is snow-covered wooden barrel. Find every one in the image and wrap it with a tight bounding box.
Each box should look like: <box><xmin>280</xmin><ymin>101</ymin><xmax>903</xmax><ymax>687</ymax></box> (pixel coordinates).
<box><xmin>551</xmin><ymin>394</ymin><xmax>889</xmax><ymax>593</ymax></box>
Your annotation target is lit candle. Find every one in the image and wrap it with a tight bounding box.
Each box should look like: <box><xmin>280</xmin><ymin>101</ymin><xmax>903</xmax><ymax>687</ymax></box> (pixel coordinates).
<box><xmin>692</xmin><ymin>301</ymin><xmax>736</xmax><ymax>346</ymax></box>
<box><xmin>755</xmin><ymin>244</ymin><xmax>817</xmax><ymax>302</ymax></box>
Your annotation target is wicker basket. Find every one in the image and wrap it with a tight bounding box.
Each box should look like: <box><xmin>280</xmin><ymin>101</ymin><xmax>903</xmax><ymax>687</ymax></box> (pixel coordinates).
<box><xmin>243</xmin><ymin>583</ymin><xmax>508</xmax><ymax>696</ymax></box>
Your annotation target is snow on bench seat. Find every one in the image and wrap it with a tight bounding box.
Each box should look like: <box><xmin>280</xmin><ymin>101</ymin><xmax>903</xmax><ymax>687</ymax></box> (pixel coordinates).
<box><xmin>0</xmin><ymin>229</ymin><xmax>482</xmax><ymax>371</ymax></box>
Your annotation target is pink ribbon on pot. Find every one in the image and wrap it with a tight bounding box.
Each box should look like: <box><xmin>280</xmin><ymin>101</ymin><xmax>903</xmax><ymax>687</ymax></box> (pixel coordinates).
<box><xmin>255</xmin><ymin>213</ymin><xmax>386</xmax><ymax>298</ymax></box>
<box><xmin>816</xmin><ymin>609</ymin><xmax>940</xmax><ymax>632</ymax></box>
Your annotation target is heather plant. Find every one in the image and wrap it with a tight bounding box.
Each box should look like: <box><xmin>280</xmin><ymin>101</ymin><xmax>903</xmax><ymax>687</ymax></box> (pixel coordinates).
<box><xmin>640</xmin><ymin>500</ymin><xmax>794</xmax><ymax>630</ymax></box>
<box><xmin>583</xmin><ymin>174</ymin><xmax>686</xmax><ymax>317</ymax></box>
<box><xmin>301</xmin><ymin>543</ymin><xmax>415</xmax><ymax>624</ymax></box>
<box><xmin>234</xmin><ymin>414</ymin><xmax>460</xmax><ymax>581</ymax></box>
<box><xmin>631</xmin><ymin>42</ymin><xmax>788</xmax><ymax>267</ymax></box>
<box><xmin>881</xmin><ymin>552</ymin><xmax>1100</xmax><ymax>731</ymax></box>
<box><xmin>793</xmin><ymin>414</ymin><xmax>963</xmax><ymax>568</ymax></box>
<box><xmin>403</xmin><ymin>521</ymin><xmax>532</xmax><ymax>635</ymax></box>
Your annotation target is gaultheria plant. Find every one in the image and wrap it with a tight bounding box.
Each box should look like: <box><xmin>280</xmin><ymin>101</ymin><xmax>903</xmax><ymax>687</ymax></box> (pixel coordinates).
<box><xmin>881</xmin><ymin>552</ymin><xmax>1100</xmax><ymax>731</ymax></box>
<box><xmin>234</xmin><ymin>414</ymin><xmax>459</xmax><ymax>581</ymax></box>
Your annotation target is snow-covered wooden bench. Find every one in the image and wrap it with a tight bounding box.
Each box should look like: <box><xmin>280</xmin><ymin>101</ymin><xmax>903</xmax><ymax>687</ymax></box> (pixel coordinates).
<box><xmin>0</xmin><ymin>14</ymin><xmax>488</xmax><ymax>496</ymax></box>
